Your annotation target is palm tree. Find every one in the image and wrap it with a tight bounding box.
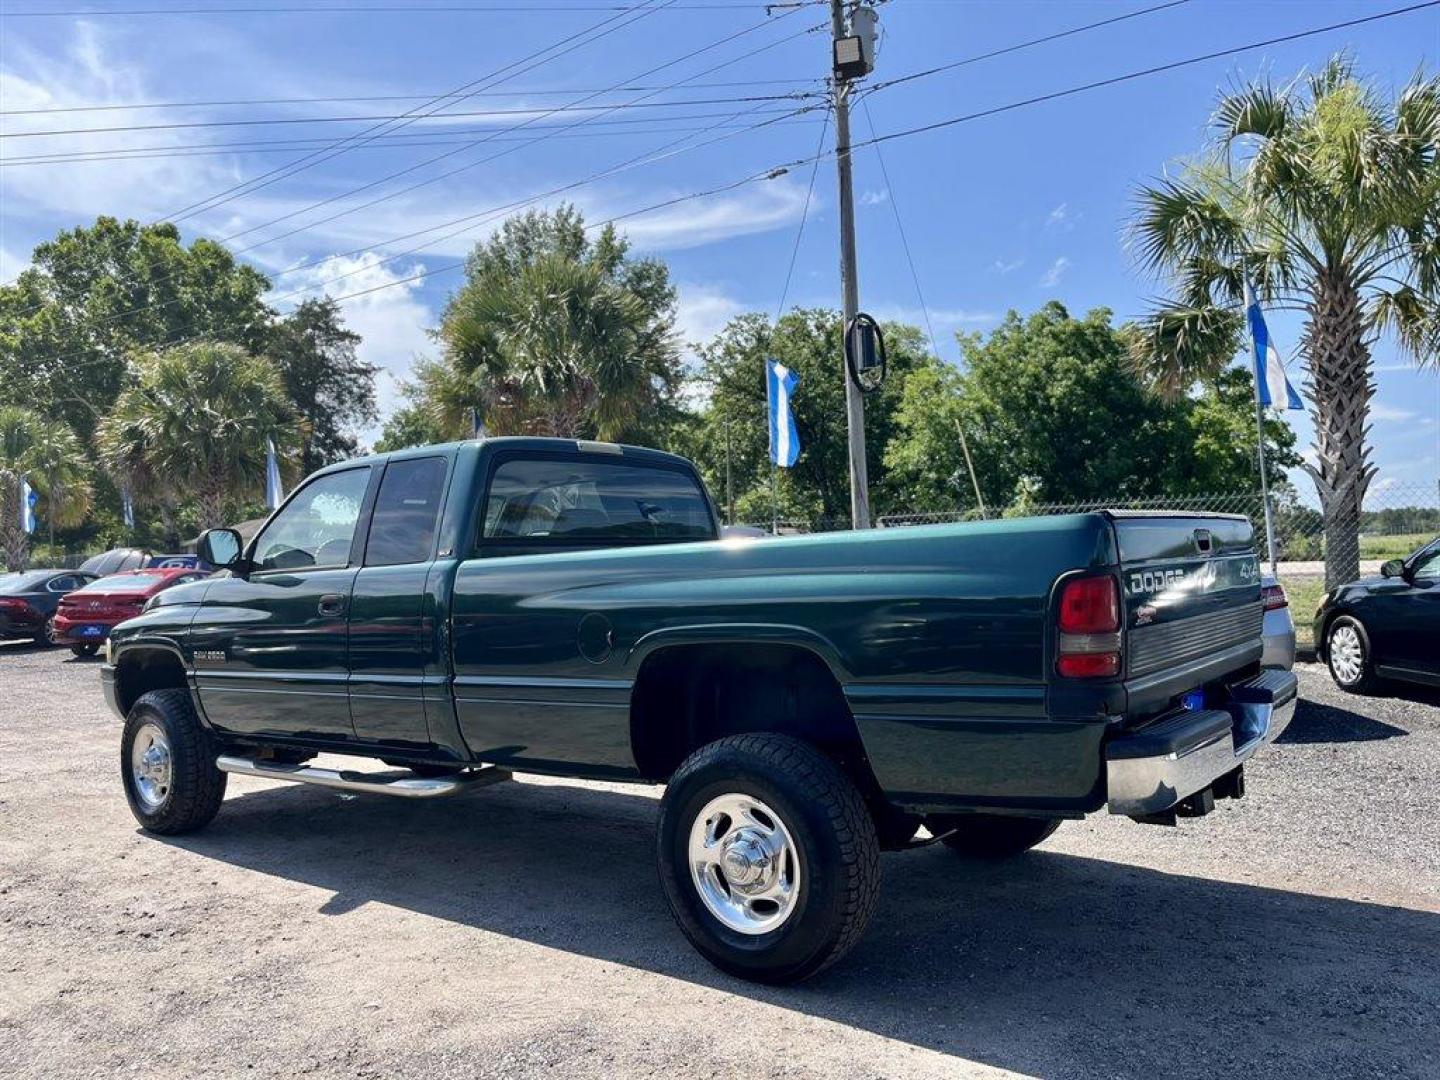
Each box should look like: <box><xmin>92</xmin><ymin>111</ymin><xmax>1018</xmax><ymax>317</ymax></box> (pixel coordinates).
<box><xmin>97</xmin><ymin>343</ymin><xmax>299</xmax><ymax>530</ymax></box>
<box><xmin>0</xmin><ymin>407</ymin><xmax>92</xmax><ymax>570</ymax></box>
<box><xmin>435</xmin><ymin>254</ymin><xmax>676</xmax><ymax>440</ymax></box>
<box><xmin>1129</xmin><ymin>57</ymin><xmax>1439</xmax><ymax>587</ymax></box>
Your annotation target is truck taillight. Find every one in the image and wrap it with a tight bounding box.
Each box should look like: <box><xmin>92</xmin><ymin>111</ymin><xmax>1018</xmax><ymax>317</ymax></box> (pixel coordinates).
<box><xmin>1056</xmin><ymin>574</ymin><xmax>1121</xmax><ymax>678</ymax></box>
<box><xmin>1262</xmin><ymin>583</ymin><xmax>1288</xmax><ymax>611</ymax></box>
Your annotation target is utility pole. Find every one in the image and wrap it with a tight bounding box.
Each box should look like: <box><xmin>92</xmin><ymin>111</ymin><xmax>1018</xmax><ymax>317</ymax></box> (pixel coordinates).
<box><xmin>831</xmin><ymin>0</ymin><xmax>871</xmax><ymax>529</ymax></box>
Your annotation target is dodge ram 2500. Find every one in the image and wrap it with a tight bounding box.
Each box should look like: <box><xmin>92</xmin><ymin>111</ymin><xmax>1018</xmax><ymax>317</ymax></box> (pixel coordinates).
<box><xmin>103</xmin><ymin>437</ymin><xmax>1296</xmax><ymax>983</ymax></box>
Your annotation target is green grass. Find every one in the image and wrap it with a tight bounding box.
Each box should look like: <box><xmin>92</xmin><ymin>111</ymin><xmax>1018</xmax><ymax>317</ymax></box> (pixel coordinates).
<box><xmin>1359</xmin><ymin>532</ymin><xmax>1432</xmax><ymax>559</ymax></box>
<box><xmin>1278</xmin><ymin>575</ymin><xmax>1327</xmax><ymax>649</ymax></box>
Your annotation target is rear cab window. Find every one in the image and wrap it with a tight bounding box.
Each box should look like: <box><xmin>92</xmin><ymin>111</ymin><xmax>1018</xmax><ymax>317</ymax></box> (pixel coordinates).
<box><xmin>479</xmin><ymin>454</ymin><xmax>715</xmax><ymax>555</ymax></box>
<box><xmin>365</xmin><ymin>456</ymin><xmax>449</xmax><ymax>566</ymax></box>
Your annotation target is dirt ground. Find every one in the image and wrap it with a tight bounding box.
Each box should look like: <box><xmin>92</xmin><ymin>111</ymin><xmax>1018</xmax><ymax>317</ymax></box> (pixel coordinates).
<box><xmin>1</xmin><ymin>644</ymin><xmax>1436</xmax><ymax>1079</ymax></box>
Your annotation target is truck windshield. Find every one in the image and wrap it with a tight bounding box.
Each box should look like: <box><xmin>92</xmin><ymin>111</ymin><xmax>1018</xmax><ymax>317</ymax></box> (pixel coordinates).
<box><xmin>483</xmin><ymin>458</ymin><xmax>713</xmax><ymax>545</ymax></box>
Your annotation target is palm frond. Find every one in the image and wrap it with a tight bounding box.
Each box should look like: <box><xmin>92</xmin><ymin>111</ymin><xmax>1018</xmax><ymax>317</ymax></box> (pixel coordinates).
<box><xmin>1126</xmin><ymin>302</ymin><xmax>1244</xmax><ymax>400</ymax></box>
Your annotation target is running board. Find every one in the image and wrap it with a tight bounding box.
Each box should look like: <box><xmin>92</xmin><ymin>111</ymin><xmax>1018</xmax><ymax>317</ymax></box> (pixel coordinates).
<box><xmin>216</xmin><ymin>755</ymin><xmax>511</xmax><ymax>799</ymax></box>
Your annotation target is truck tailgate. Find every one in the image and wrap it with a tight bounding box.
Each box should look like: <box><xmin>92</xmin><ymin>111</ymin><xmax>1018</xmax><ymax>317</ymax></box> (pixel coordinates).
<box><xmin>1109</xmin><ymin>512</ymin><xmax>1263</xmax><ymax>712</ymax></box>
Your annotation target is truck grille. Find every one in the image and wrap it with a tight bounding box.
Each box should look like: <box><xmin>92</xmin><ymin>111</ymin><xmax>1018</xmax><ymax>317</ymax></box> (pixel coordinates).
<box><xmin>1128</xmin><ymin>601</ymin><xmax>1263</xmax><ymax>678</ymax></box>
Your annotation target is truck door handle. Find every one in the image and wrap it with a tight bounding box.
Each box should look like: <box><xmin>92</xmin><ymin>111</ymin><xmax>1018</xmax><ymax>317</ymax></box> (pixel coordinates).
<box><xmin>318</xmin><ymin>593</ymin><xmax>347</xmax><ymax>617</ymax></box>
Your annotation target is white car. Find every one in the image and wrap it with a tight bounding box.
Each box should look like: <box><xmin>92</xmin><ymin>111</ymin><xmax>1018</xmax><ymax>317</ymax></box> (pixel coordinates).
<box><xmin>1261</xmin><ymin>572</ymin><xmax>1296</xmax><ymax>670</ymax></box>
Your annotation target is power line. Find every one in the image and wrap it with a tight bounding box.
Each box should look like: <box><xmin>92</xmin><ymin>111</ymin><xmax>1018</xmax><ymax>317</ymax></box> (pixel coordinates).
<box><xmin>160</xmin><ymin>0</ymin><xmax>668</xmax><ymax>226</ymax></box>
<box><xmin>773</xmin><ymin>106</ymin><xmax>828</xmax><ymax>321</ymax></box>
<box><xmin>0</xmin><ymin>78</ymin><xmax>819</xmax><ymax>116</ymax></box>
<box><xmin>216</xmin><ymin>13</ymin><xmax>819</xmax><ymax>254</ymax></box>
<box><xmin>0</xmin><ymin>93</ymin><xmax>817</xmax><ymax>139</ymax></box>
<box><xmin>857</xmin><ymin>0</ymin><xmax>1440</xmax><ymax>148</ymax></box>
<box><xmin>14</xmin><ymin>1</ymin><xmax>1431</xmax><ymax>360</ymax></box>
<box><xmin>867</xmin><ymin>0</ymin><xmax>1193</xmax><ymax>95</ymax></box>
<box><xmin>858</xmin><ymin>93</ymin><xmax>985</xmax><ymax>516</ymax></box>
<box><xmin>0</xmin><ymin>111</ymin><xmax>815</xmax><ymax>165</ymax></box>
<box><xmin>5</xmin><ymin>13</ymin><xmax>816</xmax><ymax>324</ymax></box>
<box><xmin>1</xmin><ymin>2</ymin><xmax>811</xmax><ymax>15</ymax></box>
<box><xmin>14</xmin><ymin>108</ymin><xmax>812</xmax><ymax>375</ymax></box>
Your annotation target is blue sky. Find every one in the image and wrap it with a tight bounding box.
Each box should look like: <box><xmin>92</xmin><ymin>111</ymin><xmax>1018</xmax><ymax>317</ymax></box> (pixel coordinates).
<box><xmin>2</xmin><ymin>0</ymin><xmax>1437</xmax><ymax>502</ymax></box>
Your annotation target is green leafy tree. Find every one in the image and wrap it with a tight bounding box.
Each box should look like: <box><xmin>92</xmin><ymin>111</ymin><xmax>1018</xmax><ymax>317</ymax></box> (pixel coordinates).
<box><xmin>267</xmin><ymin>297</ymin><xmax>377</xmax><ymax>473</ymax></box>
<box><xmin>373</xmin><ymin>400</ymin><xmax>449</xmax><ymax>453</ymax></box>
<box><xmin>693</xmin><ymin>309</ymin><xmax>932</xmax><ymax>526</ymax></box>
<box><xmin>0</xmin><ymin>408</ymin><xmax>92</xmax><ymax>570</ymax></box>
<box><xmin>96</xmin><ymin>343</ymin><xmax>300</xmax><ymax>531</ymax></box>
<box><xmin>423</xmin><ymin>206</ymin><xmax>681</xmax><ymax>440</ymax></box>
<box><xmin>1129</xmin><ymin>57</ymin><xmax>1439</xmax><ymax>587</ymax></box>
<box><xmin>883</xmin><ymin>304</ymin><xmax>1297</xmax><ymax>513</ymax></box>
<box><xmin>0</xmin><ymin>218</ymin><xmax>273</xmax><ymax>441</ymax></box>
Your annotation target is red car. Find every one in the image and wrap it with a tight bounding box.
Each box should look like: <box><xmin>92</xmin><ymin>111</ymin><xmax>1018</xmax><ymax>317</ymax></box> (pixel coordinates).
<box><xmin>54</xmin><ymin>567</ymin><xmax>207</xmax><ymax>657</ymax></box>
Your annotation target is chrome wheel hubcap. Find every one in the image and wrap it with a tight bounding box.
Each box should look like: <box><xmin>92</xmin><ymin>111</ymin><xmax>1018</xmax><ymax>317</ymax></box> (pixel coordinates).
<box><xmin>688</xmin><ymin>793</ymin><xmax>800</xmax><ymax>935</ymax></box>
<box><xmin>130</xmin><ymin>723</ymin><xmax>173</xmax><ymax>811</ymax></box>
<box><xmin>1330</xmin><ymin>624</ymin><xmax>1364</xmax><ymax>684</ymax></box>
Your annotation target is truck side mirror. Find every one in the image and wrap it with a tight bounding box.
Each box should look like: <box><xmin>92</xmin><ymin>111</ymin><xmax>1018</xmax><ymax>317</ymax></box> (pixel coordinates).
<box><xmin>198</xmin><ymin>528</ymin><xmax>244</xmax><ymax>570</ymax></box>
<box><xmin>1380</xmin><ymin>558</ymin><xmax>1405</xmax><ymax>579</ymax></box>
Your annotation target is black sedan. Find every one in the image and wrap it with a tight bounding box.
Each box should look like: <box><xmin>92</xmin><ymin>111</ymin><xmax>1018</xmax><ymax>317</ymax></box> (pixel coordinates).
<box><xmin>0</xmin><ymin>569</ymin><xmax>99</xmax><ymax>644</ymax></box>
<box><xmin>1315</xmin><ymin>537</ymin><xmax>1440</xmax><ymax>693</ymax></box>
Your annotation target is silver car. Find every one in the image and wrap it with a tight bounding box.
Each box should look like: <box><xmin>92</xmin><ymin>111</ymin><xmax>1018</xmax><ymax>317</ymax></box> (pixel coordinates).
<box><xmin>1261</xmin><ymin>572</ymin><xmax>1296</xmax><ymax>669</ymax></box>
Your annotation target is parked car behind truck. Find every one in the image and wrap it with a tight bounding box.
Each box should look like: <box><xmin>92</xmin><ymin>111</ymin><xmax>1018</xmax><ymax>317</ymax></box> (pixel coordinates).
<box><xmin>102</xmin><ymin>438</ymin><xmax>1296</xmax><ymax>983</ymax></box>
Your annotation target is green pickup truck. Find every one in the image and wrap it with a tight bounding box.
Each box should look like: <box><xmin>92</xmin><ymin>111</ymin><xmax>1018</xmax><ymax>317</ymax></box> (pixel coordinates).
<box><xmin>103</xmin><ymin>437</ymin><xmax>1296</xmax><ymax>982</ymax></box>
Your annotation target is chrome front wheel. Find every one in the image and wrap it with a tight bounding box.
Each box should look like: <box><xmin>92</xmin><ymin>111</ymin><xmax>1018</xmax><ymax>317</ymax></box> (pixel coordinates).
<box><xmin>130</xmin><ymin>722</ymin><xmax>173</xmax><ymax>811</ymax></box>
<box><xmin>688</xmin><ymin>793</ymin><xmax>800</xmax><ymax>935</ymax></box>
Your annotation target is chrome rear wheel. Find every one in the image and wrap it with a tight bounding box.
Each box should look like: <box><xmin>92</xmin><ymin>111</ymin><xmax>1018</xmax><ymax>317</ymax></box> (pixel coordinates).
<box><xmin>688</xmin><ymin>792</ymin><xmax>800</xmax><ymax>935</ymax></box>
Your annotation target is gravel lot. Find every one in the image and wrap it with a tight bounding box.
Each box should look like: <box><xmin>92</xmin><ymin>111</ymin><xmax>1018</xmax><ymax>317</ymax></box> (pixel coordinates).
<box><xmin>1</xmin><ymin>644</ymin><xmax>1436</xmax><ymax>1080</ymax></box>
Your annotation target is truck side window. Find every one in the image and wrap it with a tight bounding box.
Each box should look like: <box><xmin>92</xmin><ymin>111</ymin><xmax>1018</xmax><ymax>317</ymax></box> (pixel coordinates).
<box><xmin>482</xmin><ymin>458</ymin><xmax>713</xmax><ymax>547</ymax></box>
<box><xmin>365</xmin><ymin>457</ymin><xmax>448</xmax><ymax>566</ymax></box>
<box><xmin>252</xmin><ymin>467</ymin><xmax>371</xmax><ymax>572</ymax></box>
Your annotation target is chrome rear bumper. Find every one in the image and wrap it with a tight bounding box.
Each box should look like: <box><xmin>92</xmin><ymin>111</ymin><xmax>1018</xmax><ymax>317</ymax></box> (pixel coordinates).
<box><xmin>1106</xmin><ymin>669</ymin><xmax>1297</xmax><ymax>818</ymax></box>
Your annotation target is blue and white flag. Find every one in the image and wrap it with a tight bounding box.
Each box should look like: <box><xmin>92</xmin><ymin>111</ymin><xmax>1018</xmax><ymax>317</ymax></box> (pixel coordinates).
<box><xmin>19</xmin><ymin>477</ymin><xmax>37</xmax><ymax>534</ymax></box>
<box><xmin>265</xmin><ymin>438</ymin><xmax>284</xmax><ymax>510</ymax></box>
<box><xmin>471</xmin><ymin>407</ymin><xmax>486</xmax><ymax>439</ymax></box>
<box><xmin>765</xmin><ymin>358</ymin><xmax>800</xmax><ymax>468</ymax></box>
<box><xmin>121</xmin><ymin>484</ymin><xmax>135</xmax><ymax>530</ymax></box>
<box><xmin>1244</xmin><ymin>280</ymin><xmax>1303</xmax><ymax>411</ymax></box>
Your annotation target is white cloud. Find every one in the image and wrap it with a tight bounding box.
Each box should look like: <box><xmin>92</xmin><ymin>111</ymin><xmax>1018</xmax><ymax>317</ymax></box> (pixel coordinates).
<box><xmin>1046</xmin><ymin>202</ymin><xmax>1069</xmax><ymax>227</ymax></box>
<box><xmin>859</xmin><ymin>188</ymin><xmax>889</xmax><ymax>207</ymax></box>
<box><xmin>991</xmin><ymin>257</ymin><xmax>1024</xmax><ymax>276</ymax></box>
<box><xmin>615</xmin><ymin>178</ymin><xmax>813</xmax><ymax>253</ymax></box>
<box><xmin>0</xmin><ymin>23</ymin><xmax>244</xmax><ymax>225</ymax></box>
<box><xmin>277</xmin><ymin>252</ymin><xmax>436</xmax><ymax>445</ymax></box>
<box><xmin>1039</xmin><ymin>256</ymin><xmax>1071</xmax><ymax>288</ymax></box>
<box><xmin>870</xmin><ymin>303</ymin><xmax>998</xmax><ymax>334</ymax></box>
<box><xmin>0</xmin><ymin>247</ymin><xmax>30</xmax><ymax>281</ymax></box>
<box><xmin>1370</xmin><ymin>402</ymin><xmax>1418</xmax><ymax>423</ymax></box>
<box><xmin>674</xmin><ymin>283</ymin><xmax>744</xmax><ymax>357</ymax></box>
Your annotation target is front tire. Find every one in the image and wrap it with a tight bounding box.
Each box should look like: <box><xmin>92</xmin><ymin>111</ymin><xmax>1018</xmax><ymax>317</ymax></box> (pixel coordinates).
<box><xmin>121</xmin><ymin>688</ymin><xmax>227</xmax><ymax>834</ymax></box>
<box><xmin>1326</xmin><ymin>615</ymin><xmax>1379</xmax><ymax>694</ymax></box>
<box><xmin>932</xmin><ymin>814</ymin><xmax>1061</xmax><ymax>858</ymax></box>
<box><xmin>657</xmin><ymin>734</ymin><xmax>880</xmax><ymax>984</ymax></box>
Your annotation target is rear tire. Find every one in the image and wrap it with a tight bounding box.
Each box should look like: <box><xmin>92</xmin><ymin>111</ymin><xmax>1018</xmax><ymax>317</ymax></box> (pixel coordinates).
<box><xmin>121</xmin><ymin>688</ymin><xmax>227</xmax><ymax>835</ymax></box>
<box><xmin>70</xmin><ymin>643</ymin><xmax>99</xmax><ymax>658</ymax></box>
<box><xmin>1326</xmin><ymin>615</ymin><xmax>1379</xmax><ymax>694</ymax></box>
<box><xmin>932</xmin><ymin>814</ymin><xmax>1062</xmax><ymax>858</ymax></box>
<box><xmin>657</xmin><ymin>734</ymin><xmax>880</xmax><ymax>984</ymax></box>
